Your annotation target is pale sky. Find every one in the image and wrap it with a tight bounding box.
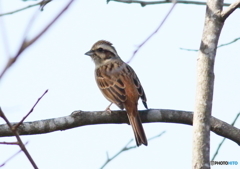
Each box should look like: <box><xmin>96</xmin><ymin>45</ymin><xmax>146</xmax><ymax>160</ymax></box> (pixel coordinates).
<box><xmin>0</xmin><ymin>0</ymin><xmax>240</xmax><ymax>169</ymax></box>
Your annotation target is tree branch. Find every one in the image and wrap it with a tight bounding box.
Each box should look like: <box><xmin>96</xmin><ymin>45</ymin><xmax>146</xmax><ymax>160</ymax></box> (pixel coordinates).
<box><xmin>0</xmin><ymin>0</ymin><xmax>74</xmax><ymax>81</ymax></box>
<box><xmin>127</xmin><ymin>0</ymin><xmax>176</xmax><ymax>63</ymax></box>
<box><xmin>100</xmin><ymin>131</ymin><xmax>166</xmax><ymax>169</ymax></box>
<box><xmin>180</xmin><ymin>37</ymin><xmax>240</xmax><ymax>52</ymax></box>
<box><xmin>0</xmin><ymin>90</ymin><xmax>47</xmax><ymax>168</ymax></box>
<box><xmin>221</xmin><ymin>0</ymin><xmax>240</xmax><ymax>20</ymax></box>
<box><xmin>0</xmin><ymin>0</ymin><xmax>52</xmax><ymax>17</ymax></box>
<box><xmin>0</xmin><ymin>109</ymin><xmax>239</xmax><ymax>145</ymax></box>
<box><xmin>211</xmin><ymin>112</ymin><xmax>240</xmax><ymax>161</ymax></box>
<box><xmin>0</xmin><ymin>141</ymin><xmax>18</xmax><ymax>145</ymax></box>
<box><xmin>0</xmin><ymin>142</ymin><xmax>29</xmax><ymax>167</ymax></box>
<box><xmin>14</xmin><ymin>89</ymin><xmax>48</xmax><ymax>129</ymax></box>
<box><xmin>100</xmin><ymin>139</ymin><xmax>134</xmax><ymax>169</ymax></box>
<box><xmin>0</xmin><ymin>108</ymin><xmax>38</xmax><ymax>169</ymax></box>
<box><xmin>193</xmin><ymin>0</ymin><xmax>224</xmax><ymax>168</ymax></box>
<box><xmin>108</xmin><ymin>0</ymin><xmax>235</xmax><ymax>7</ymax></box>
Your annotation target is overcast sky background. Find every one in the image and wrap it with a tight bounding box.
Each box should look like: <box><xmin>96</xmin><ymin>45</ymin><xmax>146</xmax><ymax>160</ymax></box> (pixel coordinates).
<box><xmin>0</xmin><ymin>0</ymin><xmax>240</xmax><ymax>168</ymax></box>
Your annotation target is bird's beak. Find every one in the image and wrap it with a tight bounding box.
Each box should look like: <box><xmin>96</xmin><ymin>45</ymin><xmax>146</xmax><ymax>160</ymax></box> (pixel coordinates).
<box><xmin>85</xmin><ymin>50</ymin><xmax>94</xmax><ymax>56</ymax></box>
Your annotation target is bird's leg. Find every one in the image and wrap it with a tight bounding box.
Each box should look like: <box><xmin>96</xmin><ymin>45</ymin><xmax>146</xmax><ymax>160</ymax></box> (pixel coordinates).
<box><xmin>105</xmin><ymin>103</ymin><xmax>113</xmax><ymax>113</ymax></box>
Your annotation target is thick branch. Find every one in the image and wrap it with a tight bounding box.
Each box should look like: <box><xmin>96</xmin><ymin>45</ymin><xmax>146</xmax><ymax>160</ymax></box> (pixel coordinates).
<box><xmin>193</xmin><ymin>0</ymin><xmax>224</xmax><ymax>168</ymax></box>
<box><xmin>0</xmin><ymin>109</ymin><xmax>239</xmax><ymax>145</ymax></box>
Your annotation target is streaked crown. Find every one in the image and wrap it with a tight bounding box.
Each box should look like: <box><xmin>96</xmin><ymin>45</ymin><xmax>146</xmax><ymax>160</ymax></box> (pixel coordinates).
<box><xmin>85</xmin><ymin>40</ymin><xmax>120</xmax><ymax>66</ymax></box>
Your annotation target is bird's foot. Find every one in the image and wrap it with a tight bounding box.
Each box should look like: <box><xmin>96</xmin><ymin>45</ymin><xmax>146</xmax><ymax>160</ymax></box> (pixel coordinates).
<box><xmin>105</xmin><ymin>103</ymin><xmax>113</xmax><ymax>113</ymax></box>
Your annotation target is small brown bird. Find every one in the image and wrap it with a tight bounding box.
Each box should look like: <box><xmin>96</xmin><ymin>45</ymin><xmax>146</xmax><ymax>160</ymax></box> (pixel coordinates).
<box><xmin>85</xmin><ymin>40</ymin><xmax>148</xmax><ymax>146</ymax></box>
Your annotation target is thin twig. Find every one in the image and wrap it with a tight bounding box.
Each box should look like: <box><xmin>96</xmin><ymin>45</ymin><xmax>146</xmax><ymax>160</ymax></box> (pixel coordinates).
<box><xmin>0</xmin><ymin>13</ymin><xmax>11</xmax><ymax>57</ymax></box>
<box><xmin>127</xmin><ymin>0</ymin><xmax>176</xmax><ymax>63</ymax></box>
<box><xmin>0</xmin><ymin>142</ymin><xmax>18</xmax><ymax>145</ymax></box>
<box><xmin>0</xmin><ymin>0</ymin><xmax>52</xmax><ymax>17</ymax></box>
<box><xmin>0</xmin><ymin>108</ymin><xmax>38</xmax><ymax>169</ymax></box>
<box><xmin>14</xmin><ymin>89</ymin><xmax>48</xmax><ymax>129</ymax></box>
<box><xmin>39</xmin><ymin>0</ymin><xmax>52</xmax><ymax>11</ymax></box>
<box><xmin>108</xmin><ymin>0</ymin><xmax>234</xmax><ymax>8</ymax></box>
<box><xmin>217</xmin><ymin>37</ymin><xmax>240</xmax><ymax>48</ymax></box>
<box><xmin>100</xmin><ymin>131</ymin><xmax>166</xmax><ymax>169</ymax></box>
<box><xmin>100</xmin><ymin>139</ymin><xmax>133</xmax><ymax>169</ymax></box>
<box><xmin>0</xmin><ymin>90</ymin><xmax>48</xmax><ymax>167</ymax></box>
<box><xmin>180</xmin><ymin>37</ymin><xmax>240</xmax><ymax>52</ymax></box>
<box><xmin>211</xmin><ymin>113</ymin><xmax>240</xmax><ymax>161</ymax></box>
<box><xmin>148</xmin><ymin>131</ymin><xmax>166</xmax><ymax>141</ymax></box>
<box><xmin>179</xmin><ymin>48</ymin><xmax>198</xmax><ymax>52</ymax></box>
<box><xmin>0</xmin><ymin>142</ymin><xmax>29</xmax><ymax>167</ymax></box>
<box><xmin>0</xmin><ymin>0</ymin><xmax>74</xmax><ymax>81</ymax></box>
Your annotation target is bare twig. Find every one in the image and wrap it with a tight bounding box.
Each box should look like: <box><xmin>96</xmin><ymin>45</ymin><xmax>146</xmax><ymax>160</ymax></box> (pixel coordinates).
<box><xmin>0</xmin><ymin>0</ymin><xmax>74</xmax><ymax>81</ymax></box>
<box><xmin>221</xmin><ymin>0</ymin><xmax>240</xmax><ymax>20</ymax></box>
<box><xmin>14</xmin><ymin>89</ymin><xmax>48</xmax><ymax>129</ymax></box>
<box><xmin>179</xmin><ymin>48</ymin><xmax>198</xmax><ymax>52</ymax></box>
<box><xmin>0</xmin><ymin>14</ymin><xmax>10</xmax><ymax>57</ymax></box>
<box><xmin>108</xmin><ymin>0</ymin><xmax>234</xmax><ymax>8</ymax></box>
<box><xmin>180</xmin><ymin>37</ymin><xmax>240</xmax><ymax>52</ymax></box>
<box><xmin>211</xmin><ymin>112</ymin><xmax>240</xmax><ymax>161</ymax></box>
<box><xmin>0</xmin><ymin>0</ymin><xmax>52</xmax><ymax>17</ymax></box>
<box><xmin>39</xmin><ymin>0</ymin><xmax>52</xmax><ymax>11</ymax></box>
<box><xmin>100</xmin><ymin>131</ymin><xmax>166</xmax><ymax>169</ymax></box>
<box><xmin>100</xmin><ymin>139</ymin><xmax>133</xmax><ymax>169</ymax></box>
<box><xmin>127</xmin><ymin>0</ymin><xmax>176</xmax><ymax>63</ymax></box>
<box><xmin>0</xmin><ymin>142</ymin><xmax>18</xmax><ymax>145</ymax></box>
<box><xmin>148</xmin><ymin>131</ymin><xmax>166</xmax><ymax>141</ymax></box>
<box><xmin>217</xmin><ymin>37</ymin><xmax>240</xmax><ymax>48</ymax></box>
<box><xmin>0</xmin><ymin>108</ymin><xmax>38</xmax><ymax>169</ymax></box>
<box><xmin>0</xmin><ymin>142</ymin><xmax>29</xmax><ymax>167</ymax></box>
<box><xmin>0</xmin><ymin>90</ymin><xmax>48</xmax><ymax>168</ymax></box>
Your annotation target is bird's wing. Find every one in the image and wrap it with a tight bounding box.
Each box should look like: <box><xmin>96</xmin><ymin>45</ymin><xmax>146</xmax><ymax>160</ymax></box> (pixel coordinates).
<box><xmin>95</xmin><ymin>62</ymin><xmax>127</xmax><ymax>109</ymax></box>
<box><xmin>95</xmin><ymin>62</ymin><xmax>148</xmax><ymax>109</ymax></box>
<box><xmin>127</xmin><ymin>65</ymin><xmax>148</xmax><ymax>109</ymax></box>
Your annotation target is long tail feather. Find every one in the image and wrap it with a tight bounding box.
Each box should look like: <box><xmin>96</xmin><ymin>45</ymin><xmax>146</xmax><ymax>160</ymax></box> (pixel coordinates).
<box><xmin>127</xmin><ymin>111</ymin><xmax>147</xmax><ymax>146</ymax></box>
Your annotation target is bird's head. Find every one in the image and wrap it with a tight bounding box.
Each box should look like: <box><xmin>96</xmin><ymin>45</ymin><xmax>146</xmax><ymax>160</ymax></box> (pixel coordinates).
<box><xmin>85</xmin><ymin>40</ymin><xmax>119</xmax><ymax>67</ymax></box>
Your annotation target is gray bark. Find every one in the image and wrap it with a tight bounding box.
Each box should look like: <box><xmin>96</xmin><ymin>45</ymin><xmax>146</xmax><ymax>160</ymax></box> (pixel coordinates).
<box><xmin>0</xmin><ymin>109</ymin><xmax>239</xmax><ymax>146</ymax></box>
<box><xmin>193</xmin><ymin>0</ymin><xmax>240</xmax><ymax>168</ymax></box>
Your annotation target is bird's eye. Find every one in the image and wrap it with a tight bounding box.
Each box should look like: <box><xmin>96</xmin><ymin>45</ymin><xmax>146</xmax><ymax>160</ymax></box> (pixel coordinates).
<box><xmin>97</xmin><ymin>48</ymin><xmax>103</xmax><ymax>52</ymax></box>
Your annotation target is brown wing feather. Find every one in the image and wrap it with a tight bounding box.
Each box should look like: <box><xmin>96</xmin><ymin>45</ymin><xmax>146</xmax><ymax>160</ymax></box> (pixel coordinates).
<box><xmin>96</xmin><ymin>63</ymin><xmax>148</xmax><ymax>109</ymax></box>
<box><xmin>127</xmin><ymin>66</ymin><xmax>148</xmax><ymax>109</ymax></box>
<box><xmin>95</xmin><ymin>63</ymin><xmax>127</xmax><ymax>109</ymax></box>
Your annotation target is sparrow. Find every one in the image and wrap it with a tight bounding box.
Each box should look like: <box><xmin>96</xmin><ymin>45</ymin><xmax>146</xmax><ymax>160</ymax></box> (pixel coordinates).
<box><xmin>85</xmin><ymin>40</ymin><xmax>148</xmax><ymax>146</ymax></box>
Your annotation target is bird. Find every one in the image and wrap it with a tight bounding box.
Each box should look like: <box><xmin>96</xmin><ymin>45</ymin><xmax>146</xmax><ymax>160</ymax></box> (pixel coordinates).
<box><xmin>85</xmin><ymin>40</ymin><xmax>148</xmax><ymax>146</ymax></box>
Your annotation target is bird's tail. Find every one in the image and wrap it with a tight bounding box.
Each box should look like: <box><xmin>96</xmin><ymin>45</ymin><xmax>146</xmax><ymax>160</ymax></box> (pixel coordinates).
<box><xmin>126</xmin><ymin>108</ymin><xmax>148</xmax><ymax>146</ymax></box>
